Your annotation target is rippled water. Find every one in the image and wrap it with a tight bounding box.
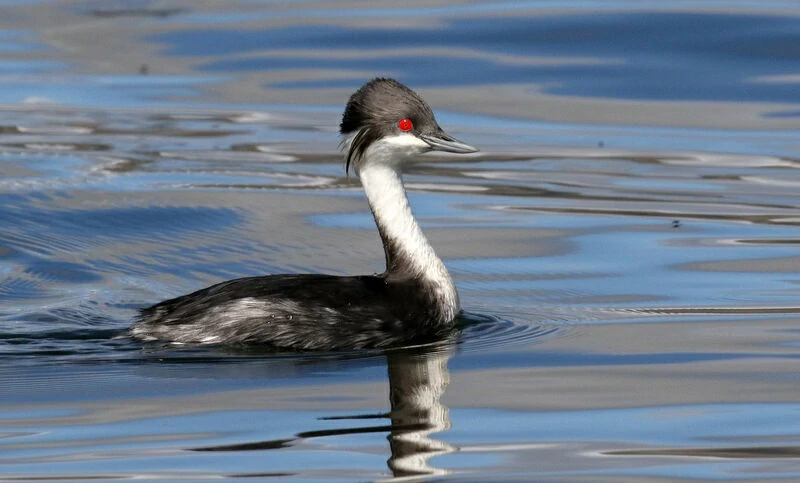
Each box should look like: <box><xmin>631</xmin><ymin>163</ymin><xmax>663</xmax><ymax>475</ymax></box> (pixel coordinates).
<box><xmin>2</xmin><ymin>1</ymin><xmax>800</xmax><ymax>481</ymax></box>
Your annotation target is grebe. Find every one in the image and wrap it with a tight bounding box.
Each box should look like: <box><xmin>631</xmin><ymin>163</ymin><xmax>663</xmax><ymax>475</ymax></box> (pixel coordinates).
<box><xmin>130</xmin><ymin>78</ymin><xmax>478</xmax><ymax>350</ymax></box>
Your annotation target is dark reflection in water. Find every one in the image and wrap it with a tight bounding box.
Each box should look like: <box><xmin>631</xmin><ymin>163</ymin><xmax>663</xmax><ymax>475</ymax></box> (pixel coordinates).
<box><xmin>192</xmin><ymin>345</ymin><xmax>455</xmax><ymax>479</ymax></box>
<box><xmin>608</xmin><ymin>446</ymin><xmax>800</xmax><ymax>459</ymax></box>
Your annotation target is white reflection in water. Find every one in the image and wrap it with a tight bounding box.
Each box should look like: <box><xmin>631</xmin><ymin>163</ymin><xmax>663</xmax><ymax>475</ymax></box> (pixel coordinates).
<box><xmin>385</xmin><ymin>347</ymin><xmax>455</xmax><ymax>478</ymax></box>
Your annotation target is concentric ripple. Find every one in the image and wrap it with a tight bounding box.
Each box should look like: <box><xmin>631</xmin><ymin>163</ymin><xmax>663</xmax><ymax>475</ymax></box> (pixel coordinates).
<box><xmin>457</xmin><ymin>309</ymin><xmax>570</xmax><ymax>352</ymax></box>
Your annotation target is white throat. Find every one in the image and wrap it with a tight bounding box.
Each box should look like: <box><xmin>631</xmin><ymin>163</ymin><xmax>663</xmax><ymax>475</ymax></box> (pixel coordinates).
<box><xmin>354</xmin><ymin>137</ymin><xmax>460</xmax><ymax>319</ymax></box>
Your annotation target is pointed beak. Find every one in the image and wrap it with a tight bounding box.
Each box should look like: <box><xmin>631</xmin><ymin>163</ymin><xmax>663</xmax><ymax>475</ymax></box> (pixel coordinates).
<box><xmin>420</xmin><ymin>131</ymin><xmax>479</xmax><ymax>154</ymax></box>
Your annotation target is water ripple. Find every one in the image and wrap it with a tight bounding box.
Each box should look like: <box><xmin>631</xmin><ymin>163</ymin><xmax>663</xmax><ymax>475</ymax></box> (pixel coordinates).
<box><xmin>458</xmin><ymin>309</ymin><xmax>570</xmax><ymax>352</ymax></box>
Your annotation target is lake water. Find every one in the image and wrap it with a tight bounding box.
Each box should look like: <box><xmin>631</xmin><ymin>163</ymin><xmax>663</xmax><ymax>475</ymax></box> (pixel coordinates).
<box><xmin>2</xmin><ymin>1</ymin><xmax>800</xmax><ymax>481</ymax></box>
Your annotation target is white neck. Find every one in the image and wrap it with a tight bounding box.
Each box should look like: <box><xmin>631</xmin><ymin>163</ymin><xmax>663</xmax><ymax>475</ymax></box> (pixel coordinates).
<box><xmin>357</xmin><ymin>158</ymin><xmax>459</xmax><ymax>320</ymax></box>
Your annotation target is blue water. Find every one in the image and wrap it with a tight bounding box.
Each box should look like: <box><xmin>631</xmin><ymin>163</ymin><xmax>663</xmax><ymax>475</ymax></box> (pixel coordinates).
<box><xmin>2</xmin><ymin>1</ymin><xmax>800</xmax><ymax>481</ymax></box>
<box><xmin>166</xmin><ymin>12</ymin><xmax>800</xmax><ymax>103</ymax></box>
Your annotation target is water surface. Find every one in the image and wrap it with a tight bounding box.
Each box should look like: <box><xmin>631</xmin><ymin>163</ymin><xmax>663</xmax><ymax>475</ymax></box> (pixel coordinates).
<box><xmin>1</xmin><ymin>1</ymin><xmax>800</xmax><ymax>481</ymax></box>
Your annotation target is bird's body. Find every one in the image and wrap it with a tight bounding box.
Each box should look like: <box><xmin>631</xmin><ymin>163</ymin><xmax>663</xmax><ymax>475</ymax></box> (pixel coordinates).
<box><xmin>136</xmin><ymin>274</ymin><xmax>449</xmax><ymax>351</ymax></box>
<box><xmin>130</xmin><ymin>78</ymin><xmax>478</xmax><ymax>350</ymax></box>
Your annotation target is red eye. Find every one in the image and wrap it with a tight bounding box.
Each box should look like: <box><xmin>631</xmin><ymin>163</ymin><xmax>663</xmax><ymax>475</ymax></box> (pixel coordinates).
<box><xmin>398</xmin><ymin>118</ymin><xmax>413</xmax><ymax>131</ymax></box>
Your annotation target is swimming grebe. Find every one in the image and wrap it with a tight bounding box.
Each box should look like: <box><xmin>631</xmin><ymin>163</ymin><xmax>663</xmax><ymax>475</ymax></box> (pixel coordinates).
<box><xmin>130</xmin><ymin>78</ymin><xmax>478</xmax><ymax>350</ymax></box>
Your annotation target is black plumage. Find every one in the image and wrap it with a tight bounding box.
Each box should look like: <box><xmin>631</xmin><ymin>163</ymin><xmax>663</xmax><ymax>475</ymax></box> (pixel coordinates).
<box><xmin>136</xmin><ymin>274</ymin><xmax>451</xmax><ymax>350</ymax></box>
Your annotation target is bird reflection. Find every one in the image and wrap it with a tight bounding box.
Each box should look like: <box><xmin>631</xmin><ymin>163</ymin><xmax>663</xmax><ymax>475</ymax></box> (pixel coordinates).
<box><xmin>191</xmin><ymin>345</ymin><xmax>455</xmax><ymax>478</ymax></box>
<box><xmin>385</xmin><ymin>346</ymin><xmax>454</xmax><ymax>477</ymax></box>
